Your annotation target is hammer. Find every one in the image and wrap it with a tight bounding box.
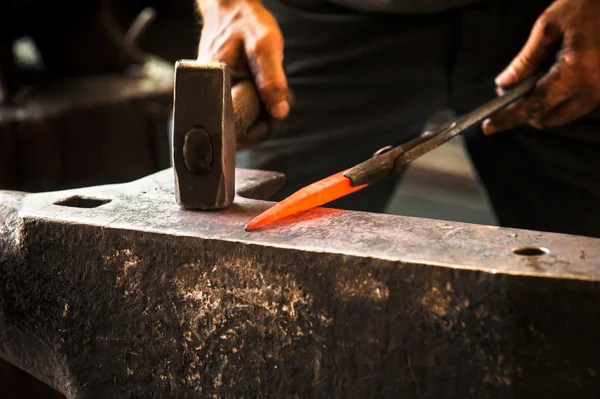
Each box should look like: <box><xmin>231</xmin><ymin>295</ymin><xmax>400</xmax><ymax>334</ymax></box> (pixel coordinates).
<box><xmin>172</xmin><ymin>60</ymin><xmax>262</xmax><ymax>210</ymax></box>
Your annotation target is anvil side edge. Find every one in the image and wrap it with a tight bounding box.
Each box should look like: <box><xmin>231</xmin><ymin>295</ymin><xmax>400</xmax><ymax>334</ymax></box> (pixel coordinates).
<box><xmin>1</xmin><ymin>168</ymin><xmax>599</xmax><ymax>398</ymax></box>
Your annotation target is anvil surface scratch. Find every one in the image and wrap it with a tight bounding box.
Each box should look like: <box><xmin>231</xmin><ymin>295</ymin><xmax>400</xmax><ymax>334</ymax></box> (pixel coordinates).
<box><xmin>1</xmin><ymin>168</ymin><xmax>599</xmax><ymax>399</ymax></box>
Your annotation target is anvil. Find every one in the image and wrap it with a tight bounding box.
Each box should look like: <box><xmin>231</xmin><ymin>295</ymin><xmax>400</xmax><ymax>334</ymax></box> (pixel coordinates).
<box><xmin>1</xmin><ymin>168</ymin><xmax>599</xmax><ymax>398</ymax></box>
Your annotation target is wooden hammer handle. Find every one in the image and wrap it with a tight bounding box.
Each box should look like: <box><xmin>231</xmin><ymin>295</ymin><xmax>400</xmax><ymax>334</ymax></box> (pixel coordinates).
<box><xmin>232</xmin><ymin>80</ymin><xmax>262</xmax><ymax>142</ymax></box>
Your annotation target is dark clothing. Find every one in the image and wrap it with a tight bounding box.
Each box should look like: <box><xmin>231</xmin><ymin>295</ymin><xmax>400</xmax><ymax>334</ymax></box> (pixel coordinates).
<box><xmin>326</xmin><ymin>0</ymin><xmax>487</xmax><ymax>13</ymax></box>
<box><xmin>237</xmin><ymin>0</ymin><xmax>600</xmax><ymax>238</ymax></box>
<box><xmin>282</xmin><ymin>0</ymin><xmax>487</xmax><ymax>13</ymax></box>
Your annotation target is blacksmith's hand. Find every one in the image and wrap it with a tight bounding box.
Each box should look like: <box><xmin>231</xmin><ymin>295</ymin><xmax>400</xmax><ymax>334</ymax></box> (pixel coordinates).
<box><xmin>196</xmin><ymin>0</ymin><xmax>290</xmax><ymax>121</ymax></box>
<box><xmin>483</xmin><ymin>0</ymin><xmax>600</xmax><ymax>134</ymax></box>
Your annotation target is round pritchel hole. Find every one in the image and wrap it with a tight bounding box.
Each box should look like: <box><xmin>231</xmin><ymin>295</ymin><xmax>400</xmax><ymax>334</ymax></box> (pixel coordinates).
<box><xmin>513</xmin><ymin>246</ymin><xmax>549</xmax><ymax>256</ymax></box>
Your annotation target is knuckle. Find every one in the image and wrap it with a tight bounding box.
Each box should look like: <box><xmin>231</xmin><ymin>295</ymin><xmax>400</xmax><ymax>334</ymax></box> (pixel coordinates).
<box><xmin>558</xmin><ymin>50</ymin><xmax>597</xmax><ymax>85</ymax></box>
<box><xmin>534</xmin><ymin>18</ymin><xmax>548</xmax><ymax>37</ymax></box>
<box><xmin>535</xmin><ymin>13</ymin><xmax>560</xmax><ymax>43</ymax></box>
<box><xmin>248</xmin><ymin>32</ymin><xmax>280</xmax><ymax>56</ymax></box>
<box><xmin>257</xmin><ymin>80</ymin><xmax>288</xmax><ymax>99</ymax></box>
<box><xmin>247</xmin><ymin>37</ymin><xmax>267</xmax><ymax>55</ymax></box>
<box><xmin>533</xmin><ymin>14</ymin><xmax>548</xmax><ymax>32</ymax></box>
<box><xmin>558</xmin><ymin>49</ymin><xmax>578</xmax><ymax>68</ymax></box>
<box><xmin>526</xmin><ymin>99</ymin><xmax>549</xmax><ymax>122</ymax></box>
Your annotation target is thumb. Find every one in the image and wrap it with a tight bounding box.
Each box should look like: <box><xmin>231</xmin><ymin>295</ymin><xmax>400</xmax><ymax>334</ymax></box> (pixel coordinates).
<box><xmin>245</xmin><ymin>35</ymin><xmax>290</xmax><ymax>119</ymax></box>
<box><xmin>496</xmin><ymin>14</ymin><xmax>561</xmax><ymax>87</ymax></box>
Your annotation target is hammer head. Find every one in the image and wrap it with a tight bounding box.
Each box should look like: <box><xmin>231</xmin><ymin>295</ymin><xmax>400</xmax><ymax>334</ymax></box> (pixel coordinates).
<box><xmin>172</xmin><ymin>60</ymin><xmax>236</xmax><ymax>210</ymax></box>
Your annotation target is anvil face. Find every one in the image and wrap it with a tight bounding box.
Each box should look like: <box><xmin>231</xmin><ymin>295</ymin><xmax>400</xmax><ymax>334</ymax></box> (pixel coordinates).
<box><xmin>1</xmin><ymin>168</ymin><xmax>599</xmax><ymax>398</ymax></box>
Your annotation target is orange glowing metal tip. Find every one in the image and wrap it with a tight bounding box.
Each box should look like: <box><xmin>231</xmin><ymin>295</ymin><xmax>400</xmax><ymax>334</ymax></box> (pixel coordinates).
<box><xmin>244</xmin><ymin>169</ymin><xmax>367</xmax><ymax>231</ymax></box>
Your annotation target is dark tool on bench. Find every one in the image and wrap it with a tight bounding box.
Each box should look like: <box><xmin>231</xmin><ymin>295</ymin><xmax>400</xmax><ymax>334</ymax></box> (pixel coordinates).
<box><xmin>172</xmin><ymin>60</ymin><xmax>262</xmax><ymax>210</ymax></box>
<box><xmin>246</xmin><ymin>73</ymin><xmax>541</xmax><ymax>231</ymax></box>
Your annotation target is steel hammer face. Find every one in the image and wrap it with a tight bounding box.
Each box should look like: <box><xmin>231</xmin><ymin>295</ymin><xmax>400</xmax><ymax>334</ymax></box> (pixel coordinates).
<box><xmin>172</xmin><ymin>61</ymin><xmax>236</xmax><ymax>210</ymax></box>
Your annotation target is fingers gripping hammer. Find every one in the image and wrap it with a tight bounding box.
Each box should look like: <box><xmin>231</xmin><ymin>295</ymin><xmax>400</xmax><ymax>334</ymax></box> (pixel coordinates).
<box><xmin>172</xmin><ymin>60</ymin><xmax>261</xmax><ymax>210</ymax></box>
